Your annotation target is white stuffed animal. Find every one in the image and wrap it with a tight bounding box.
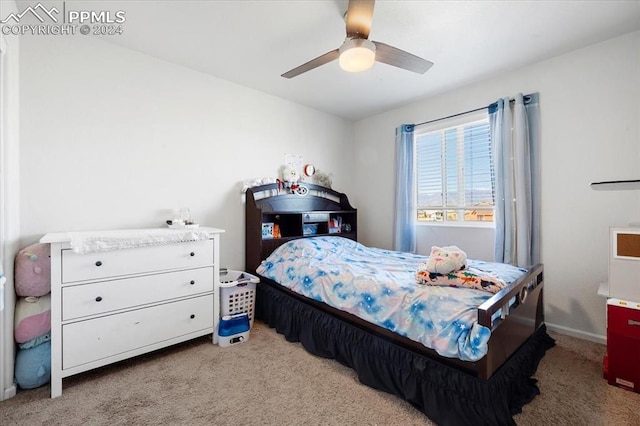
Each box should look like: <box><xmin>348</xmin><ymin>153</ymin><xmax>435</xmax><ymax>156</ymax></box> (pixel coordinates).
<box><xmin>440</xmin><ymin>245</ymin><xmax>467</xmax><ymax>271</ymax></box>
<box><xmin>424</xmin><ymin>246</ymin><xmax>467</xmax><ymax>274</ymax></box>
<box><xmin>282</xmin><ymin>165</ymin><xmax>299</xmax><ymax>186</ymax></box>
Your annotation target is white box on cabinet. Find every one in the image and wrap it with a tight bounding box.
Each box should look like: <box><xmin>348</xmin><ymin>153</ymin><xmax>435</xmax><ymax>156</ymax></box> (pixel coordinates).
<box><xmin>609</xmin><ymin>227</ymin><xmax>640</xmax><ymax>302</ymax></box>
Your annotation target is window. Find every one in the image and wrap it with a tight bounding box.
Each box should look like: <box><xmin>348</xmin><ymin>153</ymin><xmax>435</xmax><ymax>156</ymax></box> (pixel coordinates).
<box><xmin>415</xmin><ymin>111</ymin><xmax>494</xmax><ymax>224</ymax></box>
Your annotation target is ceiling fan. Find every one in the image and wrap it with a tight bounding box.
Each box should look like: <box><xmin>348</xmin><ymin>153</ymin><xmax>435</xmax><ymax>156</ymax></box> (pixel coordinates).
<box><xmin>281</xmin><ymin>0</ymin><xmax>433</xmax><ymax>79</ymax></box>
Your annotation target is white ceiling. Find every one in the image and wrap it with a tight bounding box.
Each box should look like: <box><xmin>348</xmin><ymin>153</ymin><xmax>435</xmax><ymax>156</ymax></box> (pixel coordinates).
<box><xmin>23</xmin><ymin>1</ymin><xmax>640</xmax><ymax>120</ymax></box>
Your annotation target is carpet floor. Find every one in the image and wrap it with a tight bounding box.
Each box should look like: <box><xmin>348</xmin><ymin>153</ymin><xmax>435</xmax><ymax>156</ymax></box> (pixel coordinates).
<box><xmin>1</xmin><ymin>323</ymin><xmax>639</xmax><ymax>425</ymax></box>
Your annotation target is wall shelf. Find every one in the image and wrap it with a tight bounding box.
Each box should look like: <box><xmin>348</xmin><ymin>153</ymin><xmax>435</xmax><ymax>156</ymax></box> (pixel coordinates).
<box><xmin>590</xmin><ymin>180</ymin><xmax>640</xmax><ymax>191</ymax></box>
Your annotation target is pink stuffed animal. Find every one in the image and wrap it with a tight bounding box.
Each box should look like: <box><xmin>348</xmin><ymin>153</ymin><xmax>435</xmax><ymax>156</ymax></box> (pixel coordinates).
<box><xmin>14</xmin><ymin>243</ymin><xmax>51</xmax><ymax>297</ymax></box>
<box><xmin>14</xmin><ymin>295</ymin><xmax>51</xmax><ymax>344</ymax></box>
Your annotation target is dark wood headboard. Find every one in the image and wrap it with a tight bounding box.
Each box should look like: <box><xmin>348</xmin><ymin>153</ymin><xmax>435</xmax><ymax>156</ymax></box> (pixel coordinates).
<box><xmin>245</xmin><ymin>183</ymin><xmax>357</xmax><ymax>272</ymax></box>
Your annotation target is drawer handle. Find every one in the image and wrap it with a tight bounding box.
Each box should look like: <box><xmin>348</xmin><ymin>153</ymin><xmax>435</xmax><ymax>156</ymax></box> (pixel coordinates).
<box><xmin>95</xmin><ymin>261</ymin><xmax>103</xmax><ymax>267</ymax></box>
<box><xmin>190</xmin><ymin>252</ymin><xmax>195</xmax><ymax>257</ymax></box>
<box><xmin>190</xmin><ymin>280</ymin><xmax>195</xmax><ymax>285</ymax></box>
<box><xmin>629</xmin><ymin>320</ymin><xmax>640</xmax><ymax>326</ymax></box>
<box><xmin>190</xmin><ymin>314</ymin><xmax>195</xmax><ymax>319</ymax></box>
<box><xmin>95</xmin><ymin>296</ymin><xmax>103</xmax><ymax>302</ymax></box>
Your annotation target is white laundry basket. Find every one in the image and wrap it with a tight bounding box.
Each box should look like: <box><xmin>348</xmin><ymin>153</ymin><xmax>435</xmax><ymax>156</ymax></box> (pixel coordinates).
<box><xmin>219</xmin><ymin>269</ymin><xmax>260</xmax><ymax>328</ymax></box>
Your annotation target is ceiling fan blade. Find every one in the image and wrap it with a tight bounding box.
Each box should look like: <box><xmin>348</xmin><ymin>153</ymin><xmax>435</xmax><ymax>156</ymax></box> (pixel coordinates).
<box><xmin>372</xmin><ymin>41</ymin><xmax>434</xmax><ymax>74</ymax></box>
<box><xmin>345</xmin><ymin>0</ymin><xmax>375</xmax><ymax>39</ymax></box>
<box><xmin>281</xmin><ymin>49</ymin><xmax>340</xmax><ymax>78</ymax></box>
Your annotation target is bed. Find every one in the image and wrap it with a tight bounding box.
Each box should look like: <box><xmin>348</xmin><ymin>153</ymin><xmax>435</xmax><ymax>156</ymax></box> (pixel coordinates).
<box><xmin>245</xmin><ymin>183</ymin><xmax>554</xmax><ymax>426</ymax></box>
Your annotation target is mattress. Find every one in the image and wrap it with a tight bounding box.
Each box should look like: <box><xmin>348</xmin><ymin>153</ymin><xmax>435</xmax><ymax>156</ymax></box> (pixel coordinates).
<box><xmin>256</xmin><ymin>236</ymin><xmax>526</xmax><ymax>362</ymax></box>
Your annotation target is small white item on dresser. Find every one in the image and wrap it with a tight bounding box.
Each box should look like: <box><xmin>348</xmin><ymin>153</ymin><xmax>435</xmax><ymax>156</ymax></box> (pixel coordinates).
<box><xmin>41</xmin><ymin>226</ymin><xmax>225</xmax><ymax>398</ymax></box>
<box><xmin>178</xmin><ymin>208</ymin><xmax>192</xmax><ymax>224</ymax></box>
<box><xmin>168</xmin><ymin>223</ymin><xmax>200</xmax><ymax>229</ymax></box>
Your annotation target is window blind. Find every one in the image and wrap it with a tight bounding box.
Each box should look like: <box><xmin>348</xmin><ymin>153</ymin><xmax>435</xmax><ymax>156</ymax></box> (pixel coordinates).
<box><xmin>415</xmin><ymin>114</ymin><xmax>494</xmax><ymax>221</ymax></box>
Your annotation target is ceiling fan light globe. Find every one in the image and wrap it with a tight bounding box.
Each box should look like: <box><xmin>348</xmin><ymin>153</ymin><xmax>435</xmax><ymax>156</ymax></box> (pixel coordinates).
<box><xmin>339</xmin><ymin>47</ymin><xmax>375</xmax><ymax>72</ymax></box>
<box><xmin>339</xmin><ymin>39</ymin><xmax>376</xmax><ymax>73</ymax></box>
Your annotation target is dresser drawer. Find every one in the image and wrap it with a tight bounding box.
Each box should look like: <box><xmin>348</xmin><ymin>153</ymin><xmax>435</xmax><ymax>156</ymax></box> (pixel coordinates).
<box><xmin>608</xmin><ymin>303</ymin><xmax>640</xmax><ymax>341</ymax></box>
<box><xmin>62</xmin><ymin>267</ymin><xmax>214</xmax><ymax>320</ymax></box>
<box><xmin>61</xmin><ymin>240</ymin><xmax>213</xmax><ymax>283</ymax></box>
<box><xmin>62</xmin><ymin>294</ymin><xmax>213</xmax><ymax>369</ymax></box>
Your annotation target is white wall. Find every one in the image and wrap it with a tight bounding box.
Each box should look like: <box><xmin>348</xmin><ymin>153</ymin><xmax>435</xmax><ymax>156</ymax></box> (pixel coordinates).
<box><xmin>19</xmin><ymin>35</ymin><xmax>354</xmax><ymax>270</ymax></box>
<box><xmin>353</xmin><ymin>31</ymin><xmax>640</xmax><ymax>341</ymax></box>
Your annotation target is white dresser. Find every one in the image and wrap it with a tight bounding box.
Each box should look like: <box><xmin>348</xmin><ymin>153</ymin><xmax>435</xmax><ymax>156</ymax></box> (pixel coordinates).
<box><xmin>40</xmin><ymin>227</ymin><xmax>225</xmax><ymax>398</ymax></box>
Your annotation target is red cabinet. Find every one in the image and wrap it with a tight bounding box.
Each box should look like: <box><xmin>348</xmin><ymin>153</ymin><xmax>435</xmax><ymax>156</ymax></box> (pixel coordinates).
<box><xmin>607</xmin><ymin>299</ymin><xmax>640</xmax><ymax>393</ymax></box>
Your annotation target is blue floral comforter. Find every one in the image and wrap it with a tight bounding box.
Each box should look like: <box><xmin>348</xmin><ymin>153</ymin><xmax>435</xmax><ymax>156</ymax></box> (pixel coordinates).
<box><xmin>256</xmin><ymin>237</ymin><xmax>526</xmax><ymax>361</ymax></box>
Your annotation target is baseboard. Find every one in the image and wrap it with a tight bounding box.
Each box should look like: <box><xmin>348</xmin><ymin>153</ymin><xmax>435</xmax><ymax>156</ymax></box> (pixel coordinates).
<box><xmin>2</xmin><ymin>383</ymin><xmax>16</xmax><ymax>401</ymax></box>
<box><xmin>545</xmin><ymin>322</ymin><xmax>606</xmax><ymax>345</ymax></box>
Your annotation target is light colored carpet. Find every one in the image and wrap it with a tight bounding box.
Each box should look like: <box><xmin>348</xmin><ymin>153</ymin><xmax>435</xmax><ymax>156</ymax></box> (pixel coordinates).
<box><xmin>1</xmin><ymin>323</ymin><xmax>639</xmax><ymax>425</ymax></box>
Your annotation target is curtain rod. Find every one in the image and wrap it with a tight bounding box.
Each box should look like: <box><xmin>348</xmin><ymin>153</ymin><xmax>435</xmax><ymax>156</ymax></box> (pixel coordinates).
<box><xmin>415</xmin><ymin>94</ymin><xmax>534</xmax><ymax>128</ymax></box>
<box><xmin>415</xmin><ymin>105</ymin><xmax>487</xmax><ymax>127</ymax></box>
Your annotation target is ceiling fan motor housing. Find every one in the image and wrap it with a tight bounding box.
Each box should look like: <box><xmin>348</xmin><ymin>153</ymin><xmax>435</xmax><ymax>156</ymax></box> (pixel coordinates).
<box><xmin>339</xmin><ymin>38</ymin><xmax>376</xmax><ymax>55</ymax></box>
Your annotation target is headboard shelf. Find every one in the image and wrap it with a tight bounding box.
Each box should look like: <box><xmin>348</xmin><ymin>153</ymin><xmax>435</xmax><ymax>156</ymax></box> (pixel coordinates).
<box><xmin>245</xmin><ymin>183</ymin><xmax>357</xmax><ymax>273</ymax></box>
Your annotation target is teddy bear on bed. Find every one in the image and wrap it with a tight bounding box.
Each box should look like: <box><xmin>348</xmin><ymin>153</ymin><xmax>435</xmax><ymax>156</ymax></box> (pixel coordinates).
<box><xmin>423</xmin><ymin>246</ymin><xmax>467</xmax><ymax>275</ymax></box>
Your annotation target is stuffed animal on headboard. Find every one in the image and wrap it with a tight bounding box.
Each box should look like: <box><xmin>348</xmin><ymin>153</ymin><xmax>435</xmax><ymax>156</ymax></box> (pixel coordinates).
<box><xmin>423</xmin><ymin>246</ymin><xmax>468</xmax><ymax>275</ymax></box>
<box><xmin>14</xmin><ymin>243</ymin><xmax>51</xmax><ymax>297</ymax></box>
<box><xmin>281</xmin><ymin>164</ymin><xmax>300</xmax><ymax>189</ymax></box>
<box><xmin>278</xmin><ymin>164</ymin><xmax>310</xmax><ymax>195</ymax></box>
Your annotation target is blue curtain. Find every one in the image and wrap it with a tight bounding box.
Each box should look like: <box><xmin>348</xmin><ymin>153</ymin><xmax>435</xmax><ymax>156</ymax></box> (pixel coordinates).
<box><xmin>394</xmin><ymin>124</ymin><xmax>416</xmax><ymax>253</ymax></box>
<box><xmin>490</xmin><ymin>93</ymin><xmax>540</xmax><ymax>267</ymax></box>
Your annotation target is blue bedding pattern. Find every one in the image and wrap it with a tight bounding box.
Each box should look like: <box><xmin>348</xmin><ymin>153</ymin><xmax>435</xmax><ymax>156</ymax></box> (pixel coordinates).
<box><xmin>256</xmin><ymin>237</ymin><xmax>526</xmax><ymax>362</ymax></box>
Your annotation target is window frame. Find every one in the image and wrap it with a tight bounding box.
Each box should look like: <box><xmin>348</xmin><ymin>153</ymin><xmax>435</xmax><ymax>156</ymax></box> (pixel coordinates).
<box><xmin>414</xmin><ymin>110</ymin><xmax>495</xmax><ymax>228</ymax></box>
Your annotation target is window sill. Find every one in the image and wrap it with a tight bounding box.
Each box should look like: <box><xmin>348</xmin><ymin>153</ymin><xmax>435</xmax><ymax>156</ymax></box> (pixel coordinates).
<box><xmin>416</xmin><ymin>221</ymin><xmax>495</xmax><ymax>229</ymax></box>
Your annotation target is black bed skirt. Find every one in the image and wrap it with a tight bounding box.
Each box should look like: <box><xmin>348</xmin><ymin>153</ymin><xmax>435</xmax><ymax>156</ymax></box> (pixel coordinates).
<box><xmin>256</xmin><ymin>280</ymin><xmax>555</xmax><ymax>426</ymax></box>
